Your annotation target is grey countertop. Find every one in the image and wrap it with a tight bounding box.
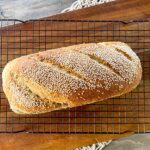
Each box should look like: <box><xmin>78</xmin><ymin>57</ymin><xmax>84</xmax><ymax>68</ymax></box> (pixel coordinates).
<box><xmin>0</xmin><ymin>0</ymin><xmax>75</xmax><ymax>20</ymax></box>
<box><xmin>105</xmin><ymin>134</ymin><xmax>150</xmax><ymax>150</ymax></box>
<box><xmin>0</xmin><ymin>0</ymin><xmax>149</xmax><ymax>150</ymax></box>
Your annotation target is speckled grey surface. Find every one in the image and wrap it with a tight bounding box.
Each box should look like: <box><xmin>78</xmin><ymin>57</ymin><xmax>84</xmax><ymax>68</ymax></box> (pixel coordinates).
<box><xmin>0</xmin><ymin>1</ymin><xmax>149</xmax><ymax>150</ymax></box>
<box><xmin>75</xmin><ymin>134</ymin><xmax>150</xmax><ymax>150</ymax></box>
<box><xmin>0</xmin><ymin>0</ymin><xmax>75</xmax><ymax>20</ymax></box>
<box><xmin>105</xmin><ymin>134</ymin><xmax>150</xmax><ymax>150</ymax></box>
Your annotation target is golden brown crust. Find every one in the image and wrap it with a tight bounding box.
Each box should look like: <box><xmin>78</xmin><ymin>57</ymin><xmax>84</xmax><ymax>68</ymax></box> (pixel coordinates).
<box><xmin>2</xmin><ymin>42</ymin><xmax>142</xmax><ymax>114</ymax></box>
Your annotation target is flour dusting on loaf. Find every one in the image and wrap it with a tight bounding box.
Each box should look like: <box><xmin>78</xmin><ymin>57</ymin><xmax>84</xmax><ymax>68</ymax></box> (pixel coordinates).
<box><xmin>2</xmin><ymin>42</ymin><xmax>142</xmax><ymax>114</ymax></box>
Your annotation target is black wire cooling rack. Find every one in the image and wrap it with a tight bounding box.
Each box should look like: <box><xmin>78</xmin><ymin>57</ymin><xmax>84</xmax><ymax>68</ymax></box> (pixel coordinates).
<box><xmin>0</xmin><ymin>19</ymin><xmax>150</xmax><ymax>134</ymax></box>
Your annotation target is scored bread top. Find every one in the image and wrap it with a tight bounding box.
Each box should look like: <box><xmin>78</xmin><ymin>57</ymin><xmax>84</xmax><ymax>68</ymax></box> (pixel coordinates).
<box><xmin>2</xmin><ymin>42</ymin><xmax>142</xmax><ymax>114</ymax></box>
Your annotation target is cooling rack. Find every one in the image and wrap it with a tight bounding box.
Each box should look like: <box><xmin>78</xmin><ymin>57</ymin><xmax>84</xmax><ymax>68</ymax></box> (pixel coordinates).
<box><xmin>0</xmin><ymin>19</ymin><xmax>150</xmax><ymax>134</ymax></box>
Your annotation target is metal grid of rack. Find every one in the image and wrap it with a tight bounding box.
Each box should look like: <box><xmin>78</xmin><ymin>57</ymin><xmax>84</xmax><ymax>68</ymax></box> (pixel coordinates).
<box><xmin>0</xmin><ymin>19</ymin><xmax>150</xmax><ymax>133</ymax></box>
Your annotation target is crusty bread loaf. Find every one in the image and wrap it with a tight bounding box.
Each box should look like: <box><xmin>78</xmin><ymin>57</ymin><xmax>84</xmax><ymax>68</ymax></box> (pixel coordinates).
<box><xmin>2</xmin><ymin>42</ymin><xmax>142</xmax><ymax>114</ymax></box>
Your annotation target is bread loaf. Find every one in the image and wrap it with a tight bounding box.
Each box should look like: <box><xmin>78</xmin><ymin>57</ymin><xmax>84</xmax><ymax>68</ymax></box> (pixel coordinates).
<box><xmin>2</xmin><ymin>42</ymin><xmax>142</xmax><ymax>114</ymax></box>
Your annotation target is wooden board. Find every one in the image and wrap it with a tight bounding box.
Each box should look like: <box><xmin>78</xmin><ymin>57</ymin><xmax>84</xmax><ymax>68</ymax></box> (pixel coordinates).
<box><xmin>0</xmin><ymin>133</ymin><xmax>131</xmax><ymax>150</ymax></box>
<box><xmin>0</xmin><ymin>0</ymin><xmax>150</xmax><ymax>149</ymax></box>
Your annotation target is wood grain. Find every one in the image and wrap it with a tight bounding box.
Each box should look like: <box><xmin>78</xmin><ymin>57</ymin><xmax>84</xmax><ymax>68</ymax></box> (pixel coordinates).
<box><xmin>0</xmin><ymin>0</ymin><xmax>150</xmax><ymax>149</ymax></box>
<box><xmin>0</xmin><ymin>133</ymin><xmax>131</xmax><ymax>150</ymax></box>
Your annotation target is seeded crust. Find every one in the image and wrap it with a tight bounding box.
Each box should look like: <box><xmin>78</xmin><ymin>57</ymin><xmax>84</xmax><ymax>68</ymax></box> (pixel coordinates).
<box><xmin>2</xmin><ymin>42</ymin><xmax>142</xmax><ymax>114</ymax></box>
